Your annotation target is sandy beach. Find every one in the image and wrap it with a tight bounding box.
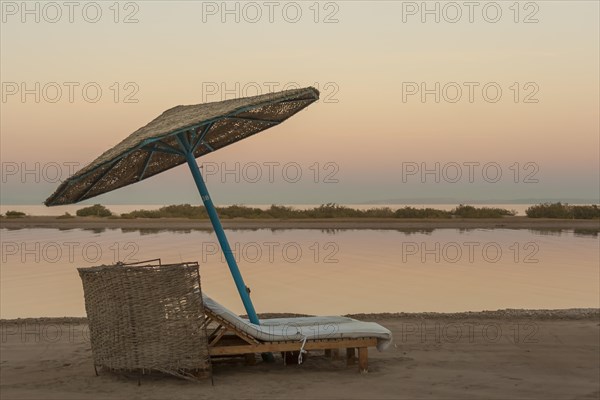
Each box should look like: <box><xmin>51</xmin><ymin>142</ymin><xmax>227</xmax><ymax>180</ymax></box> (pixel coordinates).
<box><xmin>1</xmin><ymin>310</ymin><xmax>598</xmax><ymax>400</ymax></box>
<box><xmin>1</xmin><ymin>216</ymin><xmax>599</xmax><ymax>231</ymax></box>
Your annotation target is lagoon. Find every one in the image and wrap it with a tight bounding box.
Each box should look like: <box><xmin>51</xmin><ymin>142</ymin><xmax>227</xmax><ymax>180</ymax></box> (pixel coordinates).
<box><xmin>1</xmin><ymin>228</ymin><xmax>598</xmax><ymax>319</ymax></box>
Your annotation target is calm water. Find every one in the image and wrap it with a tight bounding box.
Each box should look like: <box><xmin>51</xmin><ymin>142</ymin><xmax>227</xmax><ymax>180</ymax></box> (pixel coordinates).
<box><xmin>1</xmin><ymin>228</ymin><xmax>598</xmax><ymax>318</ymax></box>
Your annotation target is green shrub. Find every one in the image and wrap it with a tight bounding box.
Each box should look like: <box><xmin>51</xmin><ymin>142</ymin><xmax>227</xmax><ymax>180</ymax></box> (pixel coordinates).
<box><xmin>526</xmin><ymin>203</ymin><xmax>600</xmax><ymax>219</ymax></box>
<box><xmin>304</xmin><ymin>203</ymin><xmax>362</xmax><ymax>218</ymax></box>
<box><xmin>5</xmin><ymin>210</ymin><xmax>26</xmax><ymax>218</ymax></box>
<box><xmin>120</xmin><ymin>204</ymin><xmax>207</xmax><ymax>219</ymax></box>
<box><xmin>217</xmin><ymin>205</ymin><xmax>266</xmax><ymax>219</ymax></box>
<box><xmin>572</xmin><ymin>205</ymin><xmax>600</xmax><ymax>219</ymax></box>
<box><xmin>394</xmin><ymin>207</ymin><xmax>452</xmax><ymax>218</ymax></box>
<box><xmin>76</xmin><ymin>204</ymin><xmax>112</xmax><ymax>217</ymax></box>
<box><xmin>452</xmin><ymin>205</ymin><xmax>515</xmax><ymax>218</ymax></box>
<box><xmin>361</xmin><ymin>207</ymin><xmax>395</xmax><ymax>218</ymax></box>
<box><xmin>525</xmin><ymin>203</ymin><xmax>570</xmax><ymax>218</ymax></box>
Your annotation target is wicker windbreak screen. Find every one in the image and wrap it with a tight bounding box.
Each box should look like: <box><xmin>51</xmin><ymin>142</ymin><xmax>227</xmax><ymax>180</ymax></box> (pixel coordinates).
<box><xmin>45</xmin><ymin>87</ymin><xmax>319</xmax><ymax>206</ymax></box>
<box><xmin>78</xmin><ymin>262</ymin><xmax>211</xmax><ymax>379</ymax></box>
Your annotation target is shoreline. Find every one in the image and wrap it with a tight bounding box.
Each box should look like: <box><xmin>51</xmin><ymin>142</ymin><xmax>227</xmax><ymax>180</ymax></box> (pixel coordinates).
<box><xmin>2</xmin><ymin>308</ymin><xmax>598</xmax><ymax>323</ymax></box>
<box><xmin>1</xmin><ymin>216</ymin><xmax>599</xmax><ymax>231</ymax></box>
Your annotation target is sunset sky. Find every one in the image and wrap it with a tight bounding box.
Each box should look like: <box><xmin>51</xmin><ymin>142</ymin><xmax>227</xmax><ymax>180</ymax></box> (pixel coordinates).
<box><xmin>1</xmin><ymin>1</ymin><xmax>598</xmax><ymax>206</ymax></box>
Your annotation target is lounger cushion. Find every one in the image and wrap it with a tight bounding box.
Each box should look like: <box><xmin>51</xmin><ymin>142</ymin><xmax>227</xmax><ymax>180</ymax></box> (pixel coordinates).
<box><xmin>203</xmin><ymin>295</ymin><xmax>393</xmax><ymax>351</ymax></box>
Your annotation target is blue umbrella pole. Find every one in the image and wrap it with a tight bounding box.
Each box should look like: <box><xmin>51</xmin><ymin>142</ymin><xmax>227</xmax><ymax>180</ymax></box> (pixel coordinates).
<box><xmin>177</xmin><ymin>135</ymin><xmax>260</xmax><ymax>325</ymax></box>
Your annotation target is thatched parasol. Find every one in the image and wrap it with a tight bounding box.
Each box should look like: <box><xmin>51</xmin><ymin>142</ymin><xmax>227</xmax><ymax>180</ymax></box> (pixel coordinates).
<box><xmin>45</xmin><ymin>87</ymin><xmax>319</xmax><ymax>206</ymax></box>
<box><xmin>45</xmin><ymin>86</ymin><xmax>320</xmax><ymax>325</ymax></box>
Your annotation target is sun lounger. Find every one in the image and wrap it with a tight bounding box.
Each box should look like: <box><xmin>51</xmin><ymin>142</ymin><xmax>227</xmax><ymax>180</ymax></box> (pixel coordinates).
<box><xmin>203</xmin><ymin>295</ymin><xmax>392</xmax><ymax>372</ymax></box>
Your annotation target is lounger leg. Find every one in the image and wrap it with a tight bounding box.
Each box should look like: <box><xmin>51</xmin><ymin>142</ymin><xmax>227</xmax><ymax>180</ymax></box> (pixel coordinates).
<box><xmin>346</xmin><ymin>348</ymin><xmax>356</xmax><ymax>366</ymax></box>
<box><xmin>358</xmin><ymin>347</ymin><xmax>368</xmax><ymax>373</ymax></box>
<box><xmin>331</xmin><ymin>348</ymin><xmax>340</xmax><ymax>359</ymax></box>
<box><xmin>244</xmin><ymin>353</ymin><xmax>256</xmax><ymax>365</ymax></box>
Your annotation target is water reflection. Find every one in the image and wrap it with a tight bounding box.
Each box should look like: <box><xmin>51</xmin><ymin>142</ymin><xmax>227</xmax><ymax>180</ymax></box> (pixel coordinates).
<box><xmin>528</xmin><ymin>228</ymin><xmax>599</xmax><ymax>238</ymax></box>
<box><xmin>1</xmin><ymin>228</ymin><xmax>598</xmax><ymax>319</ymax></box>
<box><xmin>528</xmin><ymin>228</ymin><xmax>566</xmax><ymax>237</ymax></box>
<box><xmin>573</xmin><ymin>229</ymin><xmax>598</xmax><ymax>238</ymax></box>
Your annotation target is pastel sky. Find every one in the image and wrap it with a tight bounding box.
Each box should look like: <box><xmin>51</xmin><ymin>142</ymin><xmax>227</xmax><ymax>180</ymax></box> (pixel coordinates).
<box><xmin>1</xmin><ymin>1</ymin><xmax>598</xmax><ymax>205</ymax></box>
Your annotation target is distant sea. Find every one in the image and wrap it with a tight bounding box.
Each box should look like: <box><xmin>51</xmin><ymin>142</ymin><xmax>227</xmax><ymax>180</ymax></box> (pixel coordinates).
<box><xmin>0</xmin><ymin>203</ymin><xmax>577</xmax><ymax>217</ymax></box>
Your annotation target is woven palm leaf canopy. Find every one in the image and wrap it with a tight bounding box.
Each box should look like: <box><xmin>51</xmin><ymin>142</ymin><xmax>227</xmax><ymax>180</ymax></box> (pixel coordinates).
<box><xmin>45</xmin><ymin>86</ymin><xmax>320</xmax><ymax>324</ymax></box>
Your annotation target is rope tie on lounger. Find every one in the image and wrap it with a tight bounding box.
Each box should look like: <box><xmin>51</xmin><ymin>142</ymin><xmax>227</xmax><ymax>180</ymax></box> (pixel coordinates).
<box><xmin>298</xmin><ymin>336</ymin><xmax>308</xmax><ymax>365</ymax></box>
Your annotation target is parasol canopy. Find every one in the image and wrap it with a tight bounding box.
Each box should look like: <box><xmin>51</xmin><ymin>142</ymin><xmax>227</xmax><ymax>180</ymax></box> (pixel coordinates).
<box><xmin>44</xmin><ymin>86</ymin><xmax>319</xmax><ymax>327</ymax></box>
<box><xmin>45</xmin><ymin>87</ymin><xmax>319</xmax><ymax>206</ymax></box>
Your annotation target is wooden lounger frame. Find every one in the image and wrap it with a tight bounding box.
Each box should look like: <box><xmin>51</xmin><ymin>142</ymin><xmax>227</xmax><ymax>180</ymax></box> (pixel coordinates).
<box><xmin>204</xmin><ymin>307</ymin><xmax>377</xmax><ymax>373</ymax></box>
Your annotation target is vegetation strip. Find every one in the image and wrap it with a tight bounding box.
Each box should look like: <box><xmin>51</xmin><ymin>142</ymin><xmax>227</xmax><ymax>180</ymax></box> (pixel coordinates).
<box><xmin>4</xmin><ymin>202</ymin><xmax>598</xmax><ymax>220</ymax></box>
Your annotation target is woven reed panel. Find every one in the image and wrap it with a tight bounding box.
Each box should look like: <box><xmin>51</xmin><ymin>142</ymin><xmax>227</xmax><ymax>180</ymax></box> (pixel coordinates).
<box><xmin>78</xmin><ymin>263</ymin><xmax>211</xmax><ymax>379</ymax></box>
